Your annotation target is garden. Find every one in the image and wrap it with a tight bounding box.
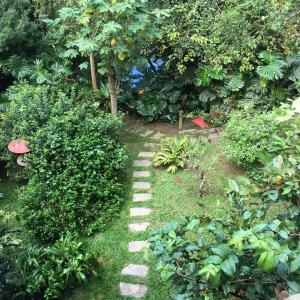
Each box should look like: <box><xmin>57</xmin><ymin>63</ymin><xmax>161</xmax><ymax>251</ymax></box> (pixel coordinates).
<box><xmin>0</xmin><ymin>0</ymin><xmax>299</xmax><ymax>299</ymax></box>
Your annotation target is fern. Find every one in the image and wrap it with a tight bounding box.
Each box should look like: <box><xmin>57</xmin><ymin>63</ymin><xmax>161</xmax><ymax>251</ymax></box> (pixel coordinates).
<box><xmin>153</xmin><ymin>137</ymin><xmax>188</xmax><ymax>174</ymax></box>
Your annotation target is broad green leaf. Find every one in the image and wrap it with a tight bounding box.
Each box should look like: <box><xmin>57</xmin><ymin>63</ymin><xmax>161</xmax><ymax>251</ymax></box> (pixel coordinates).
<box><xmin>221</xmin><ymin>256</ymin><xmax>236</xmax><ymax>277</ymax></box>
<box><xmin>257</xmin><ymin>251</ymin><xmax>276</xmax><ymax>272</ymax></box>
<box><xmin>228</xmin><ymin>179</ymin><xmax>239</xmax><ymax>193</ymax></box>
<box><xmin>290</xmin><ymin>257</ymin><xmax>300</xmax><ymax>273</ymax></box>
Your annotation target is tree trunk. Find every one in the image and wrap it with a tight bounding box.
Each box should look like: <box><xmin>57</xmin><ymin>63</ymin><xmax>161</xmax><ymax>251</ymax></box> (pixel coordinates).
<box><xmin>108</xmin><ymin>73</ymin><xmax>118</xmax><ymax>115</ymax></box>
<box><xmin>89</xmin><ymin>53</ymin><xmax>97</xmax><ymax>90</ymax></box>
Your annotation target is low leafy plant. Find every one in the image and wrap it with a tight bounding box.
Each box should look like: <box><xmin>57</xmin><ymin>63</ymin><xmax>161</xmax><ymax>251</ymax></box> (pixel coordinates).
<box><xmin>153</xmin><ymin>137</ymin><xmax>189</xmax><ymax>174</ymax></box>
<box><xmin>18</xmin><ymin>233</ymin><xmax>98</xmax><ymax>300</ymax></box>
<box><xmin>149</xmin><ymin>215</ymin><xmax>300</xmax><ymax>300</ymax></box>
<box><xmin>135</xmin><ymin>90</ymin><xmax>181</xmax><ymax>123</ymax></box>
<box><xmin>0</xmin><ymin>210</ymin><xmax>22</xmax><ymax>299</ymax></box>
<box><xmin>221</xmin><ymin>110</ymin><xmax>278</xmax><ymax>167</ymax></box>
<box><xmin>185</xmin><ymin>138</ymin><xmax>210</xmax><ymax>170</ymax></box>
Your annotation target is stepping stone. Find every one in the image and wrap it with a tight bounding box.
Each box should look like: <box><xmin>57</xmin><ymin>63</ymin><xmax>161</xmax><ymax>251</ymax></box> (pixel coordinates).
<box><xmin>151</xmin><ymin>132</ymin><xmax>165</xmax><ymax>140</ymax></box>
<box><xmin>133</xmin><ymin>160</ymin><xmax>152</xmax><ymax>167</ymax></box>
<box><xmin>128</xmin><ymin>241</ymin><xmax>149</xmax><ymax>252</ymax></box>
<box><xmin>133</xmin><ymin>193</ymin><xmax>152</xmax><ymax>202</ymax></box>
<box><xmin>130</xmin><ymin>127</ymin><xmax>144</xmax><ymax>134</ymax></box>
<box><xmin>208</xmin><ymin>133</ymin><xmax>219</xmax><ymax>143</ymax></box>
<box><xmin>133</xmin><ymin>171</ymin><xmax>151</xmax><ymax>178</ymax></box>
<box><xmin>129</xmin><ymin>222</ymin><xmax>150</xmax><ymax>232</ymax></box>
<box><xmin>121</xmin><ymin>264</ymin><xmax>149</xmax><ymax>277</ymax></box>
<box><xmin>140</xmin><ymin>130</ymin><xmax>154</xmax><ymax>137</ymax></box>
<box><xmin>130</xmin><ymin>207</ymin><xmax>151</xmax><ymax>217</ymax></box>
<box><xmin>138</xmin><ymin>152</ymin><xmax>154</xmax><ymax>158</ymax></box>
<box><xmin>120</xmin><ymin>282</ymin><xmax>148</xmax><ymax>298</ymax></box>
<box><xmin>133</xmin><ymin>182</ymin><xmax>151</xmax><ymax>190</ymax></box>
<box><xmin>144</xmin><ymin>143</ymin><xmax>160</xmax><ymax>149</ymax></box>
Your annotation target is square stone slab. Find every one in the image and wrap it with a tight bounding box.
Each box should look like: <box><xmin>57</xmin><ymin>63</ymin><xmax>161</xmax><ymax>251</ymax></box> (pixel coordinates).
<box><xmin>121</xmin><ymin>264</ymin><xmax>149</xmax><ymax>277</ymax></box>
<box><xmin>133</xmin><ymin>193</ymin><xmax>152</xmax><ymax>202</ymax></box>
<box><xmin>138</xmin><ymin>152</ymin><xmax>154</xmax><ymax>158</ymax></box>
<box><xmin>151</xmin><ymin>132</ymin><xmax>165</xmax><ymax>140</ymax></box>
<box><xmin>120</xmin><ymin>282</ymin><xmax>148</xmax><ymax>298</ymax></box>
<box><xmin>133</xmin><ymin>182</ymin><xmax>151</xmax><ymax>190</ymax></box>
<box><xmin>144</xmin><ymin>143</ymin><xmax>160</xmax><ymax>149</ymax></box>
<box><xmin>128</xmin><ymin>241</ymin><xmax>149</xmax><ymax>252</ymax></box>
<box><xmin>129</xmin><ymin>222</ymin><xmax>150</xmax><ymax>232</ymax></box>
<box><xmin>208</xmin><ymin>133</ymin><xmax>219</xmax><ymax>143</ymax></box>
<box><xmin>133</xmin><ymin>171</ymin><xmax>151</xmax><ymax>178</ymax></box>
<box><xmin>133</xmin><ymin>160</ymin><xmax>152</xmax><ymax>167</ymax></box>
<box><xmin>140</xmin><ymin>130</ymin><xmax>154</xmax><ymax>137</ymax></box>
<box><xmin>130</xmin><ymin>207</ymin><xmax>151</xmax><ymax>217</ymax></box>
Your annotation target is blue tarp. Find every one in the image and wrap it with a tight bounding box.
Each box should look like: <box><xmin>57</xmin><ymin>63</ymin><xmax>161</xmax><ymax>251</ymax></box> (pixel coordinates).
<box><xmin>129</xmin><ymin>58</ymin><xmax>164</xmax><ymax>88</ymax></box>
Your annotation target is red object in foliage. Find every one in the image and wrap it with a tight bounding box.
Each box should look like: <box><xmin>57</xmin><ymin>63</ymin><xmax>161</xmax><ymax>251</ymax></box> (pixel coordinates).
<box><xmin>8</xmin><ymin>140</ymin><xmax>31</xmax><ymax>154</ymax></box>
<box><xmin>192</xmin><ymin>117</ymin><xmax>207</xmax><ymax>129</ymax></box>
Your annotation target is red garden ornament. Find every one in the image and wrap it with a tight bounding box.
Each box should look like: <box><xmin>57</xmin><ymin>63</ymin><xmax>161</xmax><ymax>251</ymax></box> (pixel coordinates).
<box><xmin>8</xmin><ymin>140</ymin><xmax>31</xmax><ymax>167</ymax></box>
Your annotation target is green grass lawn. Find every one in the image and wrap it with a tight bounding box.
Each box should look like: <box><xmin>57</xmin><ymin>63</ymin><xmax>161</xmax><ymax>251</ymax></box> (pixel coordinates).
<box><xmin>68</xmin><ymin>131</ymin><xmax>243</xmax><ymax>300</ymax></box>
<box><xmin>0</xmin><ymin>129</ymin><xmax>242</xmax><ymax>300</ymax></box>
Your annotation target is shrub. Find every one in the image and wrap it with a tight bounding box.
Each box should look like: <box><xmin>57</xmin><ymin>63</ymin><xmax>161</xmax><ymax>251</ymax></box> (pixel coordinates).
<box><xmin>221</xmin><ymin>111</ymin><xmax>278</xmax><ymax>167</ymax></box>
<box><xmin>18</xmin><ymin>233</ymin><xmax>97</xmax><ymax>300</ymax></box>
<box><xmin>0</xmin><ymin>82</ymin><xmax>78</xmax><ymax>179</ymax></box>
<box><xmin>21</xmin><ymin>109</ymin><xmax>127</xmax><ymax>241</ymax></box>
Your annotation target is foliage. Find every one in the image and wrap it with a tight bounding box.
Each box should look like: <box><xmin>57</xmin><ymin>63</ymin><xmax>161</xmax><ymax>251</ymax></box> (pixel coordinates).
<box><xmin>46</xmin><ymin>0</ymin><xmax>168</xmax><ymax>113</ymax></box>
<box><xmin>18</xmin><ymin>233</ymin><xmax>97</xmax><ymax>300</ymax></box>
<box><xmin>0</xmin><ymin>210</ymin><xmax>22</xmax><ymax>299</ymax></box>
<box><xmin>21</xmin><ymin>108</ymin><xmax>127</xmax><ymax>241</ymax></box>
<box><xmin>153</xmin><ymin>137</ymin><xmax>189</xmax><ymax>174</ymax></box>
<box><xmin>149</xmin><ymin>214</ymin><xmax>300</xmax><ymax>300</ymax></box>
<box><xmin>149</xmin><ymin>98</ymin><xmax>300</xmax><ymax>300</ymax></box>
<box><xmin>221</xmin><ymin>110</ymin><xmax>279</xmax><ymax>167</ymax></box>
<box><xmin>0</xmin><ymin>0</ymin><xmax>44</xmax><ymax>86</ymax></box>
<box><xmin>0</xmin><ymin>82</ymin><xmax>79</xmax><ymax>179</ymax></box>
<box><xmin>184</xmin><ymin>138</ymin><xmax>211</xmax><ymax>170</ymax></box>
<box><xmin>152</xmin><ymin>0</ymin><xmax>299</xmax><ymax>74</ymax></box>
<box><xmin>135</xmin><ymin>90</ymin><xmax>181</xmax><ymax>123</ymax></box>
<box><xmin>234</xmin><ymin>98</ymin><xmax>300</xmax><ymax>225</ymax></box>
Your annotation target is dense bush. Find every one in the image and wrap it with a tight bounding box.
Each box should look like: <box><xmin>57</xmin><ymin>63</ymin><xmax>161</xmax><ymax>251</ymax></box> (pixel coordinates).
<box><xmin>0</xmin><ymin>82</ymin><xmax>79</xmax><ymax>178</ymax></box>
<box><xmin>18</xmin><ymin>233</ymin><xmax>97</xmax><ymax>300</ymax></box>
<box><xmin>221</xmin><ymin>111</ymin><xmax>278</xmax><ymax>167</ymax></box>
<box><xmin>22</xmin><ymin>108</ymin><xmax>127</xmax><ymax>241</ymax></box>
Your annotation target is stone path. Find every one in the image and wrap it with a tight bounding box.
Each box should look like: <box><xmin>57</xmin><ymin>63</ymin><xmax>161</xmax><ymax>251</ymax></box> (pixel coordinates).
<box><xmin>119</xmin><ymin>131</ymin><xmax>163</xmax><ymax>299</ymax></box>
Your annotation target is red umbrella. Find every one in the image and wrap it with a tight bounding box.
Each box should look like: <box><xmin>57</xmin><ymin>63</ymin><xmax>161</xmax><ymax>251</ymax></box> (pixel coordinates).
<box><xmin>8</xmin><ymin>140</ymin><xmax>31</xmax><ymax>154</ymax></box>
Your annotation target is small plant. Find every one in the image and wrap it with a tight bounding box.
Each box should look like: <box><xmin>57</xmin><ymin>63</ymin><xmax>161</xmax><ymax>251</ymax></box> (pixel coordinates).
<box><xmin>153</xmin><ymin>137</ymin><xmax>189</xmax><ymax>174</ymax></box>
<box><xmin>221</xmin><ymin>110</ymin><xmax>278</xmax><ymax>167</ymax></box>
<box><xmin>18</xmin><ymin>233</ymin><xmax>98</xmax><ymax>300</ymax></box>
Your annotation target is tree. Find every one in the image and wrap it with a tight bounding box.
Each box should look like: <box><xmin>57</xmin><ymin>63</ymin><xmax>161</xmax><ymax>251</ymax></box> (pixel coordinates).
<box><xmin>47</xmin><ymin>0</ymin><xmax>168</xmax><ymax>115</ymax></box>
<box><xmin>0</xmin><ymin>0</ymin><xmax>43</xmax><ymax>89</ymax></box>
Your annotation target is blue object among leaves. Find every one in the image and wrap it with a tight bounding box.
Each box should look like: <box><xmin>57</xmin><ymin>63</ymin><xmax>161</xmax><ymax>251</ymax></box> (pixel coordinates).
<box><xmin>129</xmin><ymin>58</ymin><xmax>164</xmax><ymax>89</ymax></box>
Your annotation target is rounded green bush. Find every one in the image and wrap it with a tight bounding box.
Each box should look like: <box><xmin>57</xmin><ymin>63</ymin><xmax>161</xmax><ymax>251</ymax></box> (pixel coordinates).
<box><xmin>221</xmin><ymin>111</ymin><xmax>278</xmax><ymax>167</ymax></box>
<box><xmin>21</xmin><ymin>108</ymin><xmax>127</xmax><ymax>241</ymax></box>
